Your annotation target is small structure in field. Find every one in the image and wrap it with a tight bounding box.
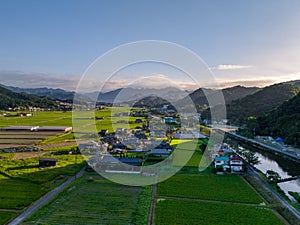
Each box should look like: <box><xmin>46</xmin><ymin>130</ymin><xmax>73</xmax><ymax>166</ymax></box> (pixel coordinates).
<box><xmin>38</xmin><ymin>158</ymin><xmax>58</xmax><ymax>168</ymax></box>
<box><xmin>2</xmin><ymin>126</ymin><xmax>72</xmax><ymax>132</ymax></box>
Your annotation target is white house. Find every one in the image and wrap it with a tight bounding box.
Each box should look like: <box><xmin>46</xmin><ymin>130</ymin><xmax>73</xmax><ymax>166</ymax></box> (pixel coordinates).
<box><xmin>214</xmin><ymin>155</ymin><xmax>230</xmax><ymax>170</ymax></box>
<box><xmin>230</xmin><ymin>156</ymin><xmax>243</xmax><ymax>172</ymax></box>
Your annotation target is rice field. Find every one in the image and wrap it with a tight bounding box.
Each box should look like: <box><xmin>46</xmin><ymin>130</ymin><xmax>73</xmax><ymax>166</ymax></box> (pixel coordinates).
<box><xmin>157</xmin><ymin>174</ymin><xmax>263</xmax><ymax>204</ymax></box>
<box><xmin>155</xmin><ymin>199</ymin><xmax>284</xmax><ymax>225</ymax></box>
<box><xmin>24</xmin><ymin>174</ymin><xmax>151</xmax><ymax>225</ymax></box>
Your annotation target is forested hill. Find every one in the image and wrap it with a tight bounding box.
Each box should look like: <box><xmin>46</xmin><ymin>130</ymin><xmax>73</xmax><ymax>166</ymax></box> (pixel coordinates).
<box><xmin>255</xmin><ymin>92</ymin><xmax>300</xmax><ymax>146</ymax></box>
<box><xmin>0</xmin><ymin>85</ymin><xmax>57</xmax><ymax>110</ymax></box>
<box><xmin>185</xmin><ymin>85</ymin><xmax>260</xmax><ymax>107</ymax></box>
<box><xmin>225</xmin><ymin>83</ymin><xmax>300</xmax><ymax>123</ymax></box>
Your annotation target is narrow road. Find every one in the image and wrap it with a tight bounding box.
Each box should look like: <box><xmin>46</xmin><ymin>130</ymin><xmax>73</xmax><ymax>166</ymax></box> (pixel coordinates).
<box><xmin>147</xmin><ymin>177</ymin><xmax>158</xmax><ymax>225</ymax></box>
<box><xmin>248</xmin><ymin>166</ymin><xmax>300</xmax><ymax>221</ymax></box>
<box><xmin>227</xmin><ymin>132</ymin><xmax>300</xmax><ymax>161</ymax></box>
<box><xmin>7</xmin><ymin>167</ymin><xmax>85</xmax><ymax>225</ymax></box>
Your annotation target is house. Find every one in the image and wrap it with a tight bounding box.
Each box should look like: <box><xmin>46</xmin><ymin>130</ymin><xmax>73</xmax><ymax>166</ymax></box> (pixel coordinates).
<box><xmin>78</xmin><ymin>141</ymin><xmax>100</xmax><ymax>150</ymax></box>
<box><xmin>230</xmin><ymin>156</ymin><xmax>244</xmax><ymax>172</ymax></box>
<box><xmin>174</xmin><ymin>130</ymin><xmax>206</xmax><ymax>139</ymax></box>
<box><xmin>119</xmin><ymin>157</ymin><xmax>143</xmax><ymax>166</ymax></box>
<box><xmin>98</xmin><ymin>154</ymin><xmax>142</xmax><ymax>167</ymax></box>
<box><xmin>147</xmin><ymin>148</ymin><xmax>171</xmax><ymax>158</ymax></box>
<box><xmin>214</xmin><ymin>155</ymin><xmax>230</xmax><ymax>171</ymax></box>
<box><xmin>161</xmin><ymin>105</ymin><xmax>168</xmax><ymax>113</ymax></box>
<box><xmin>163</xmin><ymin>117</ymin><xmax>176</xmax><ymax>124</ymax></box>
<box><xmin>38</xmin><ymin>158</ymin><xmax>57</xmax><ymax>168</ymax></box>
<box><xmin>99</xmin><ymin>129</ymin><xmax>109</xmax><ymax>137</ymax></box>
<box><xmin>150</xmin><ymin>130</ymin><xmax>166</xmax><ymax>138</ymax></box>
<box><xmin>135</xmin><ymin>119</ymin><xmax>143</xmax><ymax>123</ymax></box>
<box><xmin>134</xmin><ymin>133</ymin><xmax>147</xmax><ymax>139</ymax></box>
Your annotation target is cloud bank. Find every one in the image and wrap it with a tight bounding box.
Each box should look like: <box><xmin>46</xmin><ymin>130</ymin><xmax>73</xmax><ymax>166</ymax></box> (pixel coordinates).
<box><xmin>211</xmin><ymin>64</ymin><xmax>254</xmax><ymax>70</ymax></box>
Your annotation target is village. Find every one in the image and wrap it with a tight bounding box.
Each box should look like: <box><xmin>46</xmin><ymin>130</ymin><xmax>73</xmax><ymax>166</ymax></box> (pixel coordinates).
<box><xmin>76</xmin><ymin>106</ymin><xmax>245</xmax><ymax>175</ymax></box>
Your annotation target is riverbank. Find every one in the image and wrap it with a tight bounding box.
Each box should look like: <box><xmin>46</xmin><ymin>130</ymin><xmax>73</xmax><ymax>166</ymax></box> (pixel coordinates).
<box><xmin>227</xmin><ymin>132</ymin><xmax>300</xmax><ymax>162</ymax></box>
<box><xmin>244</xmin><ymin>167</ymin><xmax>300</xmax><ymax>225</ymax></box>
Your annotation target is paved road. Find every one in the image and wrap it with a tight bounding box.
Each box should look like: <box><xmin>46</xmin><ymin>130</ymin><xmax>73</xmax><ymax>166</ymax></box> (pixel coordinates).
<box><xmin>248</xmin><ymin>166</ymin><xmax>300</xmax><ymax>221</ymax></box>
<box><xmin>8</xmin><ymin>167</ymin><xmax>85</xmax><ymax>225</ymax></box>
<box><xmin>227</xmin><ymin>132</ymin><xmax>300</xmax><ymax>161</ymax></box>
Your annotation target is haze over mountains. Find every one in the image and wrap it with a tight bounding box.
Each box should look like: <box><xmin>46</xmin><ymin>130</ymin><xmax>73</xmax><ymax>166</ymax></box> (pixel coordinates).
<box><xmin>1</xmin><ymin>80</ymin><xmax>300</xmax><ymax>118</ymax></box>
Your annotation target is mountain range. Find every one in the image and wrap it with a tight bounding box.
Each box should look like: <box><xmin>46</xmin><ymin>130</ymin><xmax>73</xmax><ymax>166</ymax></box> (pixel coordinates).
<box><xmin>226</xmin><ymin>83</ymin><xmax>300</xmax><ymax>123</ymax></box>
<box><xmin>1</xmin><ymin>80</ymin><xmax>300</xmax><ymax>112</ymax></box>
<box><xmin>86</xmin><ymin>87</ymin><xmax>191</xmax><ymax>103</ymax></box>
<box><xmin>0</xmin><ymin>85</ymin><xmax>57</xmax><ymax>110</ymax></box>
<box><xmin>201</xmin><ymin>82</ymin><xmax>300</xmax><ymax>123</ymax></box>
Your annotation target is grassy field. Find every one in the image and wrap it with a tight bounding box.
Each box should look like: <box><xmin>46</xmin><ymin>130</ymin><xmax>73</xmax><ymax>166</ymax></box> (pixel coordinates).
<box><xmin>157</xmin><ymin>174</ymin><xmax>263</xmax><ymax>204</ymax></box>
<box><xmin>171</xmin><ymin>139</ymin><xmax>204</xmax><ymax>167</ymax></box>
<box><xmin>0</xmin><ymin>111</ymin><xmax>73</xmax><ymax>128</ymax></box>
<box><xmin>0</xmin><ymin>109</ymin><xmax>144</xmax><ymax>131</ymax></box>
<box><xmin>0</xmin><ymin>152</ymin><xmax>86</xmax><ymax>223</ymax></box>
<box><xmin>0</xmin><ymin>212</ymin><xmax>17</xmax><ymax>225</ymax></box>
<box><xmin>24</xmin><ymin>174</ymin><xmax>151</xmax><ymax>225</ymax></box>
<box><xmin>155</xmin><ymin>199</ymin><xmax>284</xmax><ymax>225</ymax></box>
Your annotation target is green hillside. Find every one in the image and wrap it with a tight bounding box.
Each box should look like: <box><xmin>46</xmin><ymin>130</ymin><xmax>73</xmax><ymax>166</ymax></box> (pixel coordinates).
<box><xmin>255</xmin><ymin>92</ymin><xmax>300</xmax><ymax>146</ymax></box>
<box><xmin>188</xmin><ymin>85</ymin><xmax>260</xmax><ymax>106</ymax></box>
<box><xmin>226</xmin><ymin>83</ymin><xmax>299</xmax><ymax>123</ymax></box>
<box><xmin>0</xmin><ymin>85</ymin><xmax>57</xmax><ymax>110</ymax></box>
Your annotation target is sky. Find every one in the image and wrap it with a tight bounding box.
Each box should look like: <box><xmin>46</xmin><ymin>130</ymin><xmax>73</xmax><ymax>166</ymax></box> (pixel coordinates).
<box><xmin>1</xmin><ymin>0</ymin><xmax>300</xmax><ymax>91</ymax></box>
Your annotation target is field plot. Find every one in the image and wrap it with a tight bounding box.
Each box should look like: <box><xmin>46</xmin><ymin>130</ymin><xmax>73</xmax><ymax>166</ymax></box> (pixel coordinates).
<box><xmin>0</xmin><ymin>153</ymin><xmax>85</xmax><ymax>223</ymax></box>
<box><xmin>0</xmin><ymin>131</ymin><xmax>64</xmax><ymax>149</ymax></box>
<box><xmin>0</xmin><ymin>211</ymin><xmax>17</xmax><ymax>225</ymax></box>
<box><xmin>157</xmin><ymin>174</ymin><xmax>263</xmax><ymax>204</ymax></box>
<box><xmin>155</xmin><ymin>199</ymin><xmax>284</xmax><ymax>225</ymax></box>
<box><xmin>12</xmin><ymin>151</ymin><xmax>48</xmax><ymax>160</ymax></box>
<box><xmin>24</xmin><ymin>174</ymin><xmax>151</xmax><ymax>225</ymax></box>
<box><xmin>0</xmin><ymin>111</ymin><xmax>73</xmax><ymax>128</ymax></box>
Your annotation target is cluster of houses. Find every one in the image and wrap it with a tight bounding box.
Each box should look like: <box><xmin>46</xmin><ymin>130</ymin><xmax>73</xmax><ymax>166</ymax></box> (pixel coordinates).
<box><xmin>80</xmin><ymin>127</ymin><xmax>174</xmax><ymax>173</ymax></box>
<box><xmin>213</xmin><ymin>143</ymin><xmax>244</xmax><ymax>173</ymax></box>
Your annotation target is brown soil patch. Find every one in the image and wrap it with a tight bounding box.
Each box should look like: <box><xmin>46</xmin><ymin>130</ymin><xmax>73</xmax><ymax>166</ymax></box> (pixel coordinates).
<box><xmin>12</xmin><ymin>151</ymin><xmax>48</xmax><ymax>160</ymax></box>
<box><xmin>38</xmin><ymin>141</ymin><xmax>77</xmax><ymax>149</ymax></box>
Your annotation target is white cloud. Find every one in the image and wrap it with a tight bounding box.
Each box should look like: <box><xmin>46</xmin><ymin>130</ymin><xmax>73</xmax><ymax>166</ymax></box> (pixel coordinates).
<box><xmin>211</xmin><ymin>64</ymin><xmax>254</xmax><ymax>70</ymax></box>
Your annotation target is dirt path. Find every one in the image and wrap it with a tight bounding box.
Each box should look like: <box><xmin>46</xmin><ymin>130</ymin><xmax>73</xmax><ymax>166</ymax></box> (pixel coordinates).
<box><xmin>156</xmin><ymin>195</ymin><xmax>267</xmax><ymax>207</ymax></box>
<box><xmin>7</xmin><ymin>167</ymin><xmax>85</xmax><ymax>225</ymax></box>
<box><xmin>147</xmin><ymin>177</ymin><xmax>158</xmax><ymax>225</ymax></box>
<box><xmin>0</xmin><ymin>209</ymin><xmax>21</xmax><ymax>213</ymax></box>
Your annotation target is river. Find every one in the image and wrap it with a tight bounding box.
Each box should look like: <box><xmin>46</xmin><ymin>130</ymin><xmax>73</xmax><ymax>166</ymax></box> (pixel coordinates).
<box><xmin>228</xmin><ymin>138</ymin><xmax>300</xmax><ymax>202</ymax></box>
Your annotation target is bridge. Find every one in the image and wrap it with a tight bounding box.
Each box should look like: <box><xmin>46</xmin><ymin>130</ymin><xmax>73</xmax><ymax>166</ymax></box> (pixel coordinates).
<box><xmin>276</xmin><ymin>175</ymin><xmax>300</xmax><ymax>183</ymax></box>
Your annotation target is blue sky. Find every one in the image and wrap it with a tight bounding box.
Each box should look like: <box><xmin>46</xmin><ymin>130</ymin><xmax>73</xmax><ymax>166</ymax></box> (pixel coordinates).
<box><xmin>0</xmin><ymin>0</ymin><xmax>300</xmax><ymax>91</ymax></box>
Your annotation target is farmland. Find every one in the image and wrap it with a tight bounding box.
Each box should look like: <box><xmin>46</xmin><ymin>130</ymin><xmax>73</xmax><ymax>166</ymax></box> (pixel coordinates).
<box><xmin>23</xmin><ymin>173</ymin><xmax>152</xmax><ymax>225</ymax></box>
<box><xmin>0</xmin><ymin>108</ymin><xmax>288</xmax><ymax>224</ymax></box>
<box><xmin>154</xmin><ymin>146</ymin><xmax>285</xmax><ymax>225</ymax></box>
<box><xmin>0</xmin><ymin>131</ymin><xmax>63</xmax><ymax>149</ymax></box>
<box><xmin>0</xmin><ymin>152</ymin><xmax>85</xmax><ymax>224</ymax></box>
<box><xmin>0</xmin><ymin>108</ymin><xmax>147</xmax><ymax>224</ymax></box>
<box><xmin>157</xmin><ymin>174</ymin><xmax>263</xmax><ymax>204</ymax></box>
<box><xmin>155</xmin><ymin>199</ymin><xmax>284</xmax><ymax>225</ymax></box>
<box><xmin>154</xmin><ymin>174</ymin><xmax>285</xmax><ymax>224</ymax></box>
<box><xmin>0</xmin><ymin>108</ymin><xmax>146</xmax><ymax>150</ymax></box>
<box><xmin>0</xmin><ymin>212</ymin><xmax>17</xmax><ymax>225</ymax></box>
